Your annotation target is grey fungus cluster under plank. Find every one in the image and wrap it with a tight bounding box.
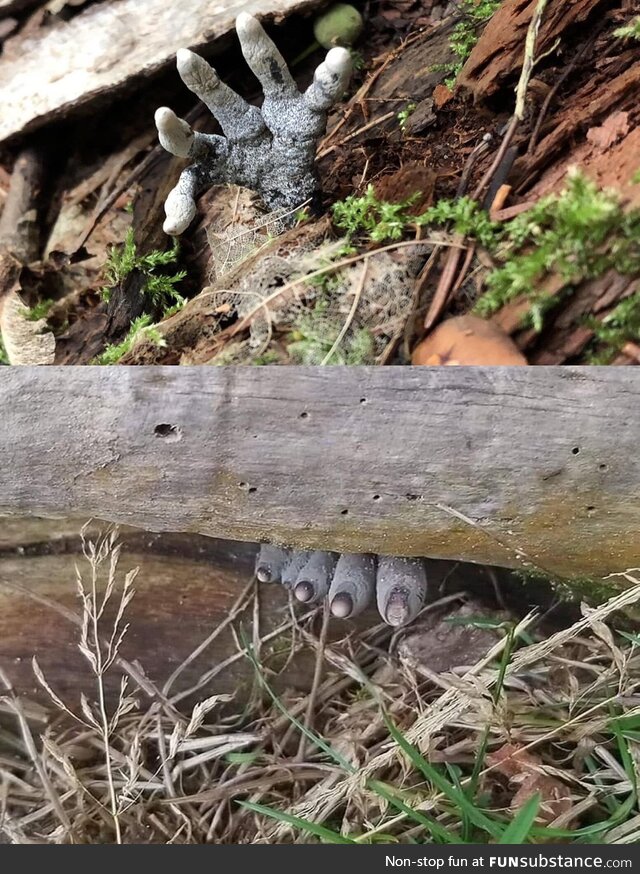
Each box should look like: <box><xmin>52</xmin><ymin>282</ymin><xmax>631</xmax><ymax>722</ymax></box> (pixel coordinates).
<box><xmin>255</xmin><ymin>545</ymin><xmax>428</xmax><ymax>627</ymax></box>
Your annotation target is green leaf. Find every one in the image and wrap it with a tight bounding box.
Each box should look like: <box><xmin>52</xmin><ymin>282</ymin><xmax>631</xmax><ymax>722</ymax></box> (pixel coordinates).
<box><xmin>382</xmin><ymin>711</ymin><xmax>503</xmax><ymax>840</ymax></box>
<box><xmin>238</xmin><ymin>801</ymin><xmax>356</xmax><ymax>844</ymax></box>
<box><xmin>367</xmin><ymin>780</ymin><xmax>460</xmax><ymax>844</ymax></box>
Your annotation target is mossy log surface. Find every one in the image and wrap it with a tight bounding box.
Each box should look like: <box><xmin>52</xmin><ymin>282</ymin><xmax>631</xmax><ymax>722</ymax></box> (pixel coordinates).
<box><xmin>1</xmin><ymin>367</ymin><xmax>638</xmax><ymax>581</ymax></box>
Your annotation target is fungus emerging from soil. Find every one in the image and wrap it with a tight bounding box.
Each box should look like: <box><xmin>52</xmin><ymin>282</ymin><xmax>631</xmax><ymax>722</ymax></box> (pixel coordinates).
<box><xmin>255</xmin><ymin>545</ymin><xmax>428</xmax><ymax>627</ymax></box>
<box><xmin>155</xmin><ymin>13</ymin><xmax>352</xmax><ymax>236</ymax></box>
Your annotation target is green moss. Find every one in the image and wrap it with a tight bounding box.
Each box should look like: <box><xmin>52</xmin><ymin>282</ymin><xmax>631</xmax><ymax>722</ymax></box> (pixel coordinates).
<box><xmin>333</xmin><ymin>172</ymin><xmax>640</xmax><ymax>337</ymax></box>
<box><xmin>0</xmin><ymin>334</ymin><xmax>7</xmax><ymax>365</ymax></box>
<box><xmin>332</xmin><ymin>185</ymin><xmax>497</xmax><ymax>245</ymax></box>
<box><xmin>21</xmin><ymin>298</ymin><xmax>54</xmax><ymax>322</ymax></box>
<box><xmin>431</xmin><ymin>0</ymin><xmax>502</xmax><ymax>88</ymax></box>
<box><xmin>514</xmin><ymin>567</ymin><xmax>626</xmax><ymax>606</ymax></box>
<box><xmin>473</xmin><ymin>172</ymin><xmax>640</xmax><ymax>325</ymax></box>
<box><xmin>585</xmin><ymin>293</ymin><xmax>640</xmax><ymax>363</ymax></box>
<box><xmin>92</xmin><ymin>315</ymin><xmax>166</xmax><ymax>365</ymax></box>
<box><xmin>397</xmin><ymin>102</ymin><xmax>417</xmax><ymax>131</ymax></box>
<box><xmin>102</xmin><ymin>227</ymin><xmax>186</xmax><ymax>310</ymax></box>
<box><xmin>332</xmin><ymin>185</ymin><xmax>422</xmax><ymax>242</ymax></box>
<box><xmin>614</xmin><ymin>16</ymin><xmax>640</xmax><ymax>40</ymax></box>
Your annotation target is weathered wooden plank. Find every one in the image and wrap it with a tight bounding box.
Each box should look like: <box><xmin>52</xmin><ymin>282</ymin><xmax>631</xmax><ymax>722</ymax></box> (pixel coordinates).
<box><xmin>0</xmin><ymin>0</ymin><xmax>324</xmax><ymax>143</ymax></box>
<box><xmin>0</xmin><ymin>368</ymin><xmax>638</xmax><ymax>579</ymax></box>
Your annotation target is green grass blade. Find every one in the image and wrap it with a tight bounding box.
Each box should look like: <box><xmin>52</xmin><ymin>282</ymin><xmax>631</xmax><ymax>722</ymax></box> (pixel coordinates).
<box><xmin>498</xmin><ymin>794</ymin><xmax>540</xmax><ymax>844</ymax></box>
<box><xmin>367</xmin><ymin>780</ymin><xmax>460</xmax><ymax>844</ymax></box>
<box><xmin>239</xmin><ymin>800</ymin><xmax>356</xmax><ymax>844</ymax></box>
<box><xmin>242</xmin><ymin>631</ymin><xmax>355</xmax><ymax>773</ymax></box>
<box><xmin>382</xmin><ymin>711</ymin><xmax>503</xmax><ymax>840</ymax></box>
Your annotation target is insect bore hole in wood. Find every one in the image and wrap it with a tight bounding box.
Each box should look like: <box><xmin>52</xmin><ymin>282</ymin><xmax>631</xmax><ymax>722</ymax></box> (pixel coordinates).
<box><xmin>239</xmin><ymin>482</ymin><xmax>257</xmax><ymax>494</ymax></box>
<box><xmin>154</xmin><ymin>424</ymin><xmax>182</xmax><ymax>443</ymax></box>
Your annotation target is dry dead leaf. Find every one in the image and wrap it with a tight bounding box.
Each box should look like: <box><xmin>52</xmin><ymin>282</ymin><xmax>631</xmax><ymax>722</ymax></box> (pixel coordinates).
<box><xmin>488</xmin><ymin>743</ymin><xmax>576</xmax><ymax>827</ymax></box>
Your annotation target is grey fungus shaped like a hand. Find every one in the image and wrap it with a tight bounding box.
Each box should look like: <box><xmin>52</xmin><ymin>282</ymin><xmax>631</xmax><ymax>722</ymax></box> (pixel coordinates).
<box><xmin>155</xmin><ymin>14</ymin><xmax>353</xmax><ymax>236</ymax></box>
<box><xmin>256</xmin><ymin>546</ymin><xmax>428</xmax><ymax>627</ymax></box>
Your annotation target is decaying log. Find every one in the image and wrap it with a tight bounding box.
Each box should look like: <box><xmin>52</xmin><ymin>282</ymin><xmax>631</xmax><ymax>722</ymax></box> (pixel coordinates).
<box><xmin>1</xmin><ymin>367</ymin><xmax>639</xmax><ymax>580</ymax></box>
<box><xmin>0</xmin><ymin>0</ymin><xmax>326</xmax><ymax>143</ymax></box>
<box><xmin>457</xmin><ymin>0</ymin><xmax>609</xmax><ymax>100</ymax></box>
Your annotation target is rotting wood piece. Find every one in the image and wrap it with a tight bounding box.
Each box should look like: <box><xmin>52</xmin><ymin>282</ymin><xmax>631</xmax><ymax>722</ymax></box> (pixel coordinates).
<box><xmin>0</xmin><ymin>368</ymin><xmax>639</xmax><ymax>580</ymax></box>
<box><xmin>0</xmin><ymin>0</ymin><xmax>327</xmax><ymax>143</ymax></box>
<box><xmin>456</xmin><ymin>0</ymin><xmax>610</xmax><ymax>101</ymax></box>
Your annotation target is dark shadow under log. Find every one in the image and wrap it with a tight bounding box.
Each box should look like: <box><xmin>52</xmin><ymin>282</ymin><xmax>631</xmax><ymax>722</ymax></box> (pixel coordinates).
<box><xmin>0</xmin><ymin>367</ymin><xmax>638</xmax><ymax>580</ymax></box>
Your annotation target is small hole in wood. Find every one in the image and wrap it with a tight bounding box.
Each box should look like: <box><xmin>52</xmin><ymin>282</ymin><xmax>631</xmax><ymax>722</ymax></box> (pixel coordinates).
<box><xmin>571</xmin><ymin>446</ymin><xmax>580</xmax><ymax>455</ymax></box>
<box><xmin>154</xmin><ymin>424</ymin><xmax>182</xmax><ymax>443</ymax></box>
<box><xmin>248</xmin><ymin>486</ymin><xmax>257</xmax><ymax>494</ymax></box>
<box><xmin>599</xmin><ymin>463</ymin><xmax>607</xmax><ymax>471</ymax></box>
<box><xmin>406</xmin><ymin>493</ymin><xmax>419</xmax><ymax>501</ymax></box>
<box><xmin>359</xmin><ymin>398</ymin><xmax>367</xmax><ymax>404</ymax></box>
<box><xmin>373</xmin><ymin>494</ymin><xmax>381</xmax><ymax>501</ymax></box>
<box><xmin>586</xmin><ymin>505</ymin><xmax>596</xmax><ymax>513</ymax></box>
<box><xmin>299</xmin><ymin>411</ymin><xmax>309</xmax><ymax>419</ymax></box>
<box><xmin>340</xmin><ymin>509</ymin><xmax>349</xmax><ymax>516</ymax></box>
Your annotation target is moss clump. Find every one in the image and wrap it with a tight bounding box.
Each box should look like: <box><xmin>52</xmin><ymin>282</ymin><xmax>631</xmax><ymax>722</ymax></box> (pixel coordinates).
<box><xmin>22</xmin><ymin>298</ymin><xmax>54</xmax><ymax>322</ymax></box>
<box><xmin>314</xmin><ymin>3</ymin><xmax>363</xmax><ymax>49</ymax></box>
<box><xmin>93</xmin><ymin>315</ymin><xmax>166</xmax><ymax>365</ymax></box>
<box><xmin>473</xmin><ymin>171</ymin><xmax>640</xmax><ymax>331</ymax></box>
<box><xmin>515</xmin><ymin>567</ymin><xmax>627</xmax><ymax>606</ymax></box>
<box><xmin>586</xmin><ymin>293</ymin><xmax>640</xmax><ymax>363</ymax></box>
<box><xmin>614</xmin><ymin>16</ymin><xmax>640</xmax><ymax>40</ymax></box>
<box><xmin>431</xmin><ymin>0</ymin><xmax>502</xmax><ymax>88</ymax></box>
<box><xmin>332</xmin><ymin>171</ymin><xmax>640</xmax><ymax>339</ymax></box>
<box><xmin>102</xmin><ymin>227</ymin><xmax>186</xmax><ymax>310</ymax></box>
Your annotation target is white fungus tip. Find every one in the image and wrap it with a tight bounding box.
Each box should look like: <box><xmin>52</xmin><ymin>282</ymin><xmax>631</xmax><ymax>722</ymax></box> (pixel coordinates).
<box><xmin>330</xmin><ymin>593</ymin><xmax>353</xmax><ymax>618</ymax></box>
<box><xmin>325</xmin><ymin>46</ymin><xmax>351</xmax><ymax>74</ymax></box>
<box><xmin>154</xmin><ymin>106</ymin><xmax>174</xmax><ymax>126</ymax></box>
<box><xmin>236</xmin><ymin>12</ymin><xmax>259</xmax><ymax>35</ymax></box>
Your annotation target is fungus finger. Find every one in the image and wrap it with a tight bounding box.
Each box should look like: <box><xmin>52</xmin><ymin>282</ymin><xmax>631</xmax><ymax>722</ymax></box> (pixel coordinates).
<box><xmin>328</xmin><ymin>553</ymin><xmax>376</xmax><ymax>619</ymax></box>
<box><xmin>176</xmin><ymin>48</ymin><xmax>265</xmax><ymax>142</ymax></box>
<box><xmin>236</xmin><ymin>13</ymin><xmax>297</xmax><ymax>98</ymax></box>
<box><xmin>255</xmin><ymin>544</ymin><xmax>290</xmax><ymax>583</ymax></box>
<box><xmin>304</xmin><ymin>47</ymin><xmax>352</xmax><ymax>112</ymax></box>
<box><xmin>376</xmin><ymin>557</ymin><xmax>427</xmax><ymax>627</ymax></box>
<box><xmin>293</xmin><ymin>551</ymin><xmax>338</xmax><ymax>604</ymax></box>
<box><xmin>280</xmin><ymin>550</ymin><xmax>312</xmax><ymax>590</ymax></box>
<box><xmin>155</xmin><ymin>108</ymin><xmax>227</xmax><ymax>162</ymax></box>
<box><xmin>163</xmin><ymin>166</ymin><xmax>201</xmax><ymax>236</ymax></box>
<box><xmin>155</xmin><ymin>107</ymin><xmax>194</xmax><ymax>158</ymax></box>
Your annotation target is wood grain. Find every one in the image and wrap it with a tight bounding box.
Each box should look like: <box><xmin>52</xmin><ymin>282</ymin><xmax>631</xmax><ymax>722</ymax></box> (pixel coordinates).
<box><xmin>0</xmin><ymin>0</ymin><xmax>324</xmax><ymax>143</ymax></box>
<box><xmin>1</xmin><ymin>367</ymin><xmax>638</xmax><ymax>579</ymax></box>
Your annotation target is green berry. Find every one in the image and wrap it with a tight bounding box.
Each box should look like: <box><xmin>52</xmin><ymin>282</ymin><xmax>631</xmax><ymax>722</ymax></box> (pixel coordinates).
<box><xmin>314</xmin><ymin>3</ymin><xmax>363</xmax><ymax>49</ymax></box>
